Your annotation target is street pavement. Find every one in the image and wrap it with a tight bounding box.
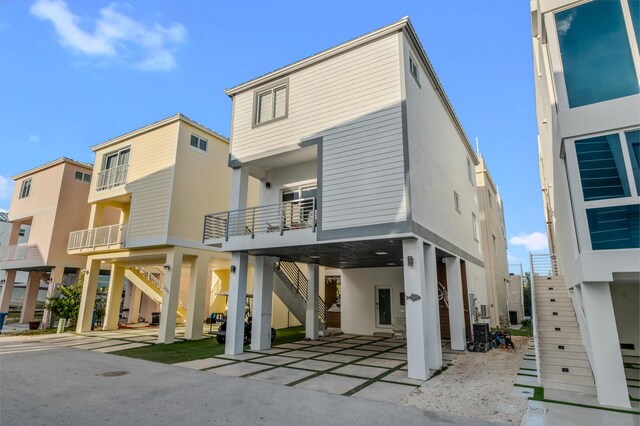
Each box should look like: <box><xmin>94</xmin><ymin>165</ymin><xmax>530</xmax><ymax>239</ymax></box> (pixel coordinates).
<box><xmin>0</xmin><ymin>339</ymin><xmax>499</xmax><ymax>426</ymax></box>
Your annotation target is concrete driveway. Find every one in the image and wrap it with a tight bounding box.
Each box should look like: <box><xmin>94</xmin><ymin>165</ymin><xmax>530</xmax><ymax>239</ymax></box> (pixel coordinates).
<box><xmin>0</xmin><ymin>340</ymin><xmax>496</xmax><ymax>426</ymax></box>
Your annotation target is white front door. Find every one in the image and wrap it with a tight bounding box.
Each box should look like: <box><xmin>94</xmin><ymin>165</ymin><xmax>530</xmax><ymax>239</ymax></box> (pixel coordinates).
<box><xmin>375</xmin><ymin>286</ymin><xmax>393</xmax><ymax>328</ymax></box>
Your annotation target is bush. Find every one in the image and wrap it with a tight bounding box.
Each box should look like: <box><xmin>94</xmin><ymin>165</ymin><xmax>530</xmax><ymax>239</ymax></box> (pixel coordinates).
<box><xmin>45</xmin><ymin>279</ymin><xmax>83</xmax><ymax>321</ymax></box>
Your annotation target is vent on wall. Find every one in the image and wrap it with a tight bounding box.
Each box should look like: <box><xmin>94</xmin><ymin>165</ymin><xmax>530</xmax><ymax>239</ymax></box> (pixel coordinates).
<box><xmin>620</xmin><ymin>343</ymin><xmax>635</xmax><ymax>350</ymax></box>
<box><xmin>480</xmin><ymin>305</ymin><xmax>489</xmax><ymax>318</ymax></box>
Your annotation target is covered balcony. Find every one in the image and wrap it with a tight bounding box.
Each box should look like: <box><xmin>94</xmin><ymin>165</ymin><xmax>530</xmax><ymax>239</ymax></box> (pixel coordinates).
<box><xmin>95</xmin><ymin>164</ymin><xmax>128</xmax><ymax>191</ymax></box>
<box><xmin>204</xmin><ymin>197</ymin><xmax>317</xmax><ymax>250</ymax></box>
<box><xmin>0</xmin><ymin>243</ymin><xmax>43</xmax><ymax>269</ymax></box>
<box><xmin>67</xmin><ymin>223</ymin><xmax>127</xmax><ymax>254</ymax></box>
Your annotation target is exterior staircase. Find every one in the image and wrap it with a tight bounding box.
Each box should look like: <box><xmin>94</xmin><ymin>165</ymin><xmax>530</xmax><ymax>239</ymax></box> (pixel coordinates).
<box><xmin>531</xmin><ymin>254</ymin><xmax>596</xmax><ymax>394</ymax></box>
<box><xmin>273</xmin><ymin>260</ymin><xmax>327</xmax><ymax>332</ymax></box>
<box><xmin>125</xmin><ymin>266</ymin><xmax>186</xmax><ymax>318</ymax></box>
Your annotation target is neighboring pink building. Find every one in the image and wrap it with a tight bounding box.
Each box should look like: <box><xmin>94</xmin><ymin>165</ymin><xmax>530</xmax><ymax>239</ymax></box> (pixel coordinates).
<box><xmin>0</xmin><ymin>158</ymin><xmax>94</xmax><ymax>325</ymax></box>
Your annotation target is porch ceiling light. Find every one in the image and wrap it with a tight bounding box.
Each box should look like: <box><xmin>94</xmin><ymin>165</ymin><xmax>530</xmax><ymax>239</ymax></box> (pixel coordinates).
<box><xmin>374</xmin><ymin>251</ymin><xmax>388</xmax><ymax>255</ymax></box>
<box><xmin>309</xmin><ymin>255</ymin><xmax>320</xmax><ymax>259</ymax></box>
<box><xmin>387</xmin><ymin>262</ymin><xmax>396</xmax><ymax>266</ymax></box>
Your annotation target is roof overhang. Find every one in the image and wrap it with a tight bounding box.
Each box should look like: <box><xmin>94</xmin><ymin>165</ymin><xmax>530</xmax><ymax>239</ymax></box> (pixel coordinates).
<box><xmin>12</xmin><ymin>157</ymin><xmax>93</xmax><ymax>180</ymax></box>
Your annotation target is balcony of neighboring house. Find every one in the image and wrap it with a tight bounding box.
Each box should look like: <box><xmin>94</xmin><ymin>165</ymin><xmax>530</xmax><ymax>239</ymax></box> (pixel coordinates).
<box><xmin>67</xmin><ymin>223</ymin><xmax>127</xmax><ymax>255</ymax></box>
<box><xmin>91</xmin><ymin>147</ymin><xmax>131</xmax><ymax>201</ymax></box>
<box><xmin>204</xmin><ymin>196</ymin><xmax>318</xmax><ymax>250</ymax></box>
<box><xmin>0</xmin><ymin>243</ymin><xmax>44</xmax><ymax>269</ymax></box>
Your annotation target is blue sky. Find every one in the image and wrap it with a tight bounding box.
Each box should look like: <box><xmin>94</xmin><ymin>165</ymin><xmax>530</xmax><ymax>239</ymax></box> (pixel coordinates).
<box><xmin>0</xmin><ymin>0</ymin><xmax>549</xmax><ymax>268</ymax></box>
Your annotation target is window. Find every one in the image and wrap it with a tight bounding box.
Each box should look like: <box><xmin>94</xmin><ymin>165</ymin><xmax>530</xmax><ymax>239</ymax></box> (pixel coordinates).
<box><xmin>467</xmin><ymin>158</ymin><xmax>474</xmax><ymax>185</ymax></box>
<box><xmin>19</xmin><ymin>179</ymin><xmax>31</xmax><ymax>199</ymax></box>
<box><xmin>103</xmin><ymin>147</ymin><xmax>130</xmax><ymax>170</ymax></box>
<box><xmin>626</xmin><ymin>130</ymin><xmax>640</xmax><ymax>192</ymax></box>
<box><xmin>18</xmin><ymin>228</ymin><xmax>25</xmax><ymax>237</ymax></box>
<box><xmin>472</xmin><ymin>212</ymin><xmax>479</xmax><ymax>241</ymax></box>
<box><xmin>480</xmin><ymin>304</ymin><xmax>489</xmax><ymax>318</ymax></box>
<box><xmin>488</xmin><ymin>191</ymin><xmax>492</xmax><ymax>208</ymax></box>
<box><xmin>555</xmin><ymin>0</ymin><xmax>639</xmax><ymax>108</ymax></box>
<box><xmin>575</xmin><ymin>134</ymin><xmax>630</xmax><ymax>201</ymax></box>
<box><xmin>97</xmin><ymin>147</ymin><xmax>130</xmax><ymax>191</ymax></box>
<box><xmin>629</xmin><ymin>0</ymin><xmax>640</xmax><ymax>50</ymax></box>
<box><xmin>492</xmin><ymin>235</ymin><xmax>497</xmax><ymax>253</ymax></box>
<box><xmin>586</xmin><ymin>204</ymin><xmax>639</xmax><ymax>250</ymax></box>
<box><xmin>454</xmin><ymin>191</ymin><xmax>460</xmax><ymax>213</ymax></box>
<box><xmin>254</xmin><ymin>82</ymin><xmax>288</xmax><ymax>126</ymax></box>
<box><xmin>409</xmin><ymin>57</ymin><xmax>420</xmax><ymax>85</ymax></box>
<box><xmin>74</xmin><ymin>171</ymin><xmax>91</xmax><ymax>183</ymax></box>
<box><xmin>190</xmin><ymin>134</ymin><xmax>208</xmax><ymax>152</ymax></box>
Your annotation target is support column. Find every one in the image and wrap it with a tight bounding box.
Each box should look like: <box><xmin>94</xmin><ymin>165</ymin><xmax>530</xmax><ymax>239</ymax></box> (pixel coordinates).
<box><xmin>251</xmin><ymin>256</ymin><xmax>275</xmax><ymax>350</ymax></box>
<box><xmin>41</xmin><ymin>266</ymin><xmax>65</xmax><ymax>329</ymax></box>
<box><xmin>424</xmin><ymin>244</ymin><xmax>443</xmax><ymax>370</ymax></box>
<box><xmin>230</xmin><ymin>167</ymin><xmax>249</xmax><ymax>211</ymax></box>
<box><xmin>306</xmin><ymin>263</ymin><xmax>320</xmax><ymax>340</ymax></box>
<box><xmin>445</xmin><ymin>256</ymin><xmax>466</xmax><ymax>350</ymax></box>
<box><xmin>402</xmin><ymin>239</ymin><xmax>430</xmax><ymax>380</ymax></box>
<box><xmin>581</xmin><ymin>282</ymin><xmax>631</xmax><ymax>408</ymax></box>
<box><xmin>103</xmin><ymin>264</ymin><xmax>125</xmax><ymax>331</ymax></box>
<box><xmin>128</xmin><ymin>285</ymin><xmax>142</xmax><ymax>323</ymax></box>
<box><xmin>77</xmin><ymin>259</ymin><xmax>101</xmax><ymax>332</ymax></box>
<box><xmin>185</xmin><ymin>255</ymin><xmax>209</xmax><ymax>340</ymax></box>
<box><xmin>0</xmin><ymin>270</ymin><xmax>16</xmax><ymax>312</ymax></box>
<box><xmin>20</xmin><ymin>271</ymin><xmax>42</xmax><ymax>323</ymax></box>
<box><xmin>158</xmin><ymin>249</ymin><xmax>183</xmax><ymax>344</ymax></box>
<box><xmin>225</xmin><ymin>252</ymin><xmax>249</xmax><ymax>355</ymax></box>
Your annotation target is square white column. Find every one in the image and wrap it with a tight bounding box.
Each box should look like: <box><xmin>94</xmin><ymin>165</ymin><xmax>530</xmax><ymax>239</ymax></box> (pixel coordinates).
<box><xmin>103</xmin><ymin>265</ymin><xmax>125</xmax><ymax>331</ymax></box>
<box><xmin>225</xmin><ymin>252</ymin><xmax>249</xmax><ymax>355</ymax></box>
<box><xmin>251</xmin><ymin>256</ymin><xmax>275</xmax><ymax>350</ymax></box>
<box><xmin>230</xmin><ymin>167</ymin><xmax>249</xmax><ymax>211</ymax></box>
<box><xmin>185</xmin><ymin>255</ymin><xmax>209</xmax><ymax>340</ymax></box>
<box><xmin>128</xmin><ymin>284</ymin><xmax>142</xmax><ymax>324</ymax></box>
<box><xmin>402</xmin><ymin>239</ymin><xmax>430</xmax><ymax>380</ymax></box>
<box><xmin>445</xmin><ymin>256</ymin><xmax>466</xmax><ymax>350</ymax></box>
<box><xmin>77</xmin><ymin>258</ymin><xmax>101</xmax><ymax>333</ymax></box>
<box><xmin>306</xmin><ymin>263</ymin><xmax>320</xmax><ymax>340</ymax></box>
<box><xmin>424</xmin><ymin>244</ymin><xmax>442</xmax><ymax>370</ymax></box>
<box><xmin>581</xmin><ymin>281</ymin><xmax>631</xmax><ymax>408</ymax></box>
<box><xmin>20</xmin><ymin>271</ymin><xmax>42</xmax><ymax>323</ymax></box>
<box><xmin>41</xmin><ymin>266</ymin><xmax>65</xmax><ymax>329</ymax></box>
<box><xmin>157</xmin><ymin>249</ymin><xmax>183</xmax><ymax>344</ymax></box>
<box><xmin>0</xmin><ymin>270</ymin><xmax>17</xmax><ymax>312</ymax></box>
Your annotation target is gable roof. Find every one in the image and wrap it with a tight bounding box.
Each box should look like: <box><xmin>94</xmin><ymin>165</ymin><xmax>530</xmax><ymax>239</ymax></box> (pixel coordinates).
<box><xmin>12</xmin><ymin>157</ymin><xmax>93</xmax><ymax>180</ymax></box>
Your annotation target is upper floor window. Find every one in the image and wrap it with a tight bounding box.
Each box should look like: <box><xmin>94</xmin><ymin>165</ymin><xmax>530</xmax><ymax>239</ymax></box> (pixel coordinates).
<box><xmin>575</xmin><ymin>133</ymin><xmax>630</xmax><ymax>201</ymax></box>
<box><xmin>472</xmin><ymin>212</ymin><xmax>479</xmax><ymax>241</ymax></box>
<box><xmin>97</xmin><ymin>147</ymin><xmax>130</xmax><ymax>191</ymax></box>
<box><xmin>555</xmin><ymin>0</ymin><xmax>639</xmax><ymax>108</ymax></box>
<box><xmin>19</xmin><ymin>178</ymin><xmax>31</xmax><ymax>199</ymax></box>
<box><xmin>190</xmin><ymin>134</ymin><xmax>208</xmax><ymax>152</ymax></box>
<box><xmin>409</xmin><ymin>57</ymin><xmax>420</xmax><ymax>86</ymax></box>
<box><xmin>254</xmin><ymin>81</ymin><xmax>288</xmax><ymax>126</ymax></box>
<box><xmin>74</xmin><ymin>171</ymin><xmax>92</xmax><ymax>183</ymax></box>
<box><xmin>467</xmin><ymin>158</ymin><xmax>474</xmax><ymax>185</ymax></box>
<box><xmin>488</xmin><ymin>191</ymin><xmax>492</xmax><ymax>208</ymax></box>
<box><xmin>454</xmin><ymin>191</ymin><xmax>460</xmax><ymax>213</ymax></box>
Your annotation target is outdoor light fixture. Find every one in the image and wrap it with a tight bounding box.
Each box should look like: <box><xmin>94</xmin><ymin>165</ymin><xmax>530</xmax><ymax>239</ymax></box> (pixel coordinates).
<box><xmin>374</xmin><ymin>251</ymin><xmax>387</xmax><ymax>255</ymax></box>
<box><xmin>387</xmin><ymin>262</ymin><xmax>396</xmax><ymax>266</ymax></box>
<box><xmin>231</xmin><ymin>265</ymin><xmax>237</xmax><ymax>273</ymax></box>
<box><xmin>309</xmin><ymin>255</ymin><xmax>320</xmax><ymax>259</ymax></box>
<box><xmin>163</xmin><ymin>264</ymin><xmax>171</xmax><ymax>271</ymax></box>
<box><xmin>407</xmin><ymin>256</ymin><xmax>414</xmax><ymax>266</ymax></box>
<box><xmin>266</xmin><ymin>181</ymin><xmax>271</xmax><ymax>189</ymax></box>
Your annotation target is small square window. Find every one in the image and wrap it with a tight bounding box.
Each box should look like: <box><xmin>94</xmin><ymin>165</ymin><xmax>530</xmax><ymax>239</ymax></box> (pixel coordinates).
<box><xmin>18</xmin><ymin>228</ymin><xmax>25</xmax><ymax>237</ymax></box>
<box><xmin>75</xmin><ymin>171</ymin><xmax>83</xmax><ymax>181</ymax></box>
<box><xmin>409</xmin><ymin>57</ymin><xmax>420</xmax><ymax>85</ymax></box>
<box><xmin>19</xmin><ymin>179</ymin><xmax>31</xmax><ymax>199</ymax></box>
<box><xmin>75</xmin><ymin>171</ymin><xmax>92</xmax><ymax>183</ymax></box>
<box><xmin>190</xmin><ymin>134</ymin><xmax>208</xmax><ymax>153</ymax></box>
<box><xmin>83</xmin><ymin>173</ymin><xmax>92</xmax><ymax>183</ymax></box>
<box><xmin>454</xmin><ymin>192</ymin><xmax>460</xmax><ymax>213</ymax></box>
<box><xmin>254</xmin><ymin>81</ymin><xmax>288</xmax><ymax>126</ymax></box>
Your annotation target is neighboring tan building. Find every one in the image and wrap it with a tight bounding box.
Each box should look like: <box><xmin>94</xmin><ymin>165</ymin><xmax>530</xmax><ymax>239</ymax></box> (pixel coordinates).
<box><xmin>531</xmin><ymin>0</ymin><xmax>639</xmax><ymax>408</ymax></box>
<box><xmin>475</xmin><ymin>154</ymin><xmax>509</xmax><ymax>327</ymax></box>
<box><xmin>204</xmin><ymin>17</ymin><xmax>494</xmax><ymax>381</ymax></box>
<box><xmin>0</xmin><ymin>158</ymin><xmax>94</xmax><ymax>325</ymax></box>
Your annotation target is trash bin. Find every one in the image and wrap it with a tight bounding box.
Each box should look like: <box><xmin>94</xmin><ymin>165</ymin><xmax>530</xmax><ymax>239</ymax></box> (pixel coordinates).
<box><xmin>0</xmin><ymin>312</ymin><xmax>7</xmax><ymax>331</ymax></box>
<box><xmin>29</xmin><ymin>321</ymin><xmax>40</xmax><ymax>330</ymax></box>
<box><xmin>151</xmin><ymin>312</ymin><xmax>161</xmax><ymax>326</ymax></box>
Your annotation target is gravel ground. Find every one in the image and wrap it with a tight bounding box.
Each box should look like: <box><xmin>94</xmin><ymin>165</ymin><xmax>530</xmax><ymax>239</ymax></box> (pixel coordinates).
<box><xmin>400</xmin><ymin>336</ymin><xmax>530</xmax><ymax>424</ymax></box>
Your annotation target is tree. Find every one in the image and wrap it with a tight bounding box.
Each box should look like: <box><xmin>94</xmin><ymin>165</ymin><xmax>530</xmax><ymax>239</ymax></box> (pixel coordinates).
<box><xmin>45</xmin><ymin>274</ymin><xmax>83</xmax><ymax>322</ymax></box>
<box><xmin>523</xmin><ymin>272</ymin><xmax>532</xmax><ymax>317</ymax></box>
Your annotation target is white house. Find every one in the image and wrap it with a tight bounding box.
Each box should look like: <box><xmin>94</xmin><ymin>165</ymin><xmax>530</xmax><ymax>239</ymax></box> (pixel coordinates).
<box><xmin>531</xmin><ymin>0</ymin><xmax>639</xmax><ymax>408</ymax></box>
<box><xmin>204</xmin><ymin>17</ymin><xmax>494</xmax><ymax>381</ymax></box>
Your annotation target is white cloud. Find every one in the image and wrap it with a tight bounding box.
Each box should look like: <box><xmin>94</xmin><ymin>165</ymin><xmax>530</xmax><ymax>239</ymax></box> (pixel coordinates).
<box><xmin>556</xmin><ymin>10</ymin><xmax>576</xmax><ymax>36</ymax></box>
<box><xmin>509</xmin><ymin>232</ymin><xmax>549</xmax><ymax>251</ymax></box>
<box><xmin>507</xmin><ymin>252</ymin><xmax>520</xmax><ymax>263</ymax></box>
<box><xmin>30</xmin><ymin>0</ymin><xmax>186</xmax><ymax>71</ymax></box>
<box><xmin>0</xmin><ymin>176</ymin><xmax>13</xmax><ymax>201</ymax></box>
<box><xmin>28</xmin><ymin>134</ymin><xmax>40</xmax><ymax>143</ymax></box>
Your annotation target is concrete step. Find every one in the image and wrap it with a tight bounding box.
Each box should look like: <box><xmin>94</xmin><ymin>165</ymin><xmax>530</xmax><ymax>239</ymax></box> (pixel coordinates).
<box><xmin>543</xmin><ymin>380</ymin><xmax>597</xmax><ymax>395</ymax></box>
<box><xmin>537</xmin><ymin>324</ymin><xmax>580</xmax><ymax>333</ymax></box>
<box><xmin>539</xmin><ymin>356</ymin><xmax>591</xmax><ymax>369</ymax></box>
<box><xmin>536</xmin><ymin>306</ymin><xmax>575</xmax><ymax>314</ymax></box>
<box><xmin>537</xmin><ymin>319</ymin><xmax>580</xmax><ymax>327</ymax></box>
<box><xmin>539</xmin><ymin>342</ymin><xmax>587</xmax><ymax>353</ymax></box>
<box><xmin>539</xmin><ymin>349</ymin><xmax>589</xmax><ymax>360</ymax></box>
<box><xmin>538</xmin><ymin>330</ymin><xmax>582</xmax><ymax>340</ymax></box>
<box><xmin>538</xmin><ymin>336</ymin><xmax>584</xmax><ymax>346</ymax></box>
<box><xmin>535</xmin><ymin>299</ymin><xmax>573</xmax><ymax>306</ymax></box>
<box><xmin>540</xmin><ymin>364</ymin><xmax>593</xmax><ymax>377</ymax></box>
<box><xmin>541</xmin><ymin>372</ymin><xmax>595</xmax><ymax>386</ymax></box>
<box><xmin>537</xmin><ymin>313</ymin><xmax>577</xmax><ymax>321</ymax></box>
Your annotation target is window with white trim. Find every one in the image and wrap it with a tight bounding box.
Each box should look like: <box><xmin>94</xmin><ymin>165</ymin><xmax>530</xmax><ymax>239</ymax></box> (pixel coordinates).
<box><xmin>409</xmin><ymin>56</ymin><xmax>420</xmax><ymax>85</ymax></box>
<box><xmin>190</xmin><ymin>134</ymin><xmax>208</xmax><ymax>152</ymax></box>
<box><xmin>74</xmin><ymin>171</ymin><xmax>92</xmax><ymax>183</ymax></box>
<box><xmin>19</xmin><ymin>178</ymin><xmax>31</xmax><ymax>199</ymax></box>
<box><xmin>454</xmin><ymin>191</ymin><xmax>460</xmax><ymax>213</ymax></box>
<box><xmin>254</xmin><ymin>82</ymin><xmax>288</xmax><ymax>126</ymax></box>
<box><xmin>467</xmin><ymin>158</ymin><xmax>474</xmax><ymax>185</ymax></box>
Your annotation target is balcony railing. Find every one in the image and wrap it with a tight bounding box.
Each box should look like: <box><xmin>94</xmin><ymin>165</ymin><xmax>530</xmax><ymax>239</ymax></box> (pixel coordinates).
<box><xmin>0</xmin><ymin>243</ymin><xmax>37</xmax><ymax>263</ymax></box>
<box><xmin>96</xmin><ymin>164</ymin><xmax>128</xmax><ymax>191</ymax></box>
<box><xmin>68</xmin><ymin>223</ymin><xmax>127</xmax><ymax>251</ymax></box>
<box><xmin>204</xmin><ymin>197</ymin><xmax>317</xmax><ymax>241</ymax></box>
<box><xmin>530</xmin><ymin>253</ymin><xmax>559</xmax><ymax>277</ymax></box>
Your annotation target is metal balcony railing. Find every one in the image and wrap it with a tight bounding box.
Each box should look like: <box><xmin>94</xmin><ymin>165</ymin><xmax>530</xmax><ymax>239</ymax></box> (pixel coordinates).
<box><xmin>68</xmin><ymin>223</ymin><xmax>127</xmax><ymax>251</ymax></box>
<box><xmin>276</xmin><ymin>260</ymin><xmax>327</xmax><ymax>325</ymax></box>
<box><xmin>204</xmin><ymin>197</ymin><xmax>317</xmax><ymax>241</ymax></box>
<box><xmin>0</xmin><ymin>243</ymin><xmax>37</xmax><ymax>263</ymax></box>
<box><xmin>96</xmin><ymin>164</ymin><xmax>128</xmax><ymax>191</ymax></box>
<box><xmin>530</xmin><ymin>253</ymin><xmax>559</xmax><ymax>277</ymax></box>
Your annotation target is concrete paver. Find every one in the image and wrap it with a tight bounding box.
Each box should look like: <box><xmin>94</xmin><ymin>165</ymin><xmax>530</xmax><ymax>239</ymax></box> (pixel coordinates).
<box><xmin>287</xmin><ymin>359</ymin><xmax>340</xmax><ymax>372</ymax></box>
<box><xmin>248</xmin><ymin>367</ymin><xmax>316</xmax><ymax>385</ymax></box>
<box><xmin>211</xmin><ymin>362</ymin><xmax>272</xmax><ymax>377</ymax></box>
<box><xmin>354</xmin><ymin>381</ymin><xmax>418</xmax><ymax>403</ymax></box>
<box><xmin>332</xmin><ymin>364</ymin><xmax>388</xmax><ymax>379</ymax></box>
<box><xmin>295</xmin><ymin>373</ymin><xmax>367</xmax><ymax>395</ymax></box>
<box><xmin>173</xmin><ymin>357</ymin><xmax>235</xmax><ymax>370</ymax></box>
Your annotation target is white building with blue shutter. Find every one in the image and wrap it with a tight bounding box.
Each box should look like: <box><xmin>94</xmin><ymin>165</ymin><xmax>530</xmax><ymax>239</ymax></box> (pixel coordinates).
<box><xmin>531</xmin><ymin>0</ymin><xmax>639</xmax><ymax>408</ymax></box>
